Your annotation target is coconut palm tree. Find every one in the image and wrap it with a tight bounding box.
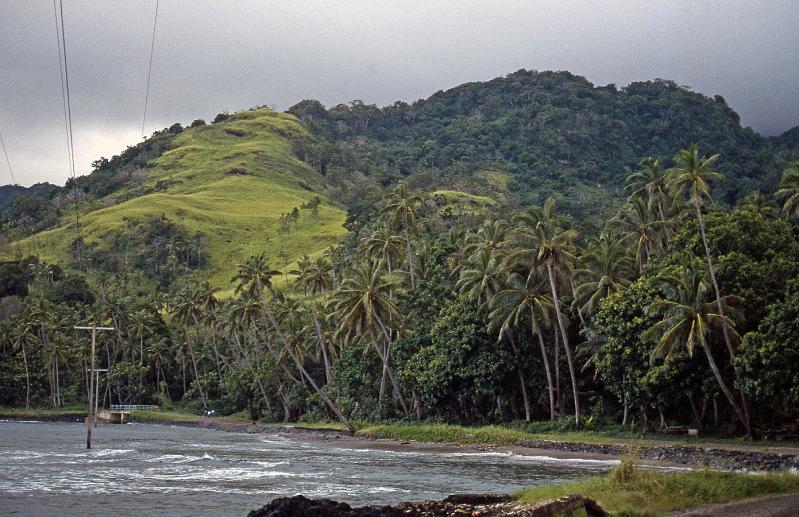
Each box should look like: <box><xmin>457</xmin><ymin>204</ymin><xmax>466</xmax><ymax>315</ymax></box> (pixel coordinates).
<box><xmin>490</xmin><ymin>271</ymin><xmax>556</xmax><ymax>420</ymax></box>
<box><xmin>169</xmin><ymin>288</ymin><xmax>209</xmax><ymax>409</ymax></box>
<box><xmin>360</xmin><ymin>227</ymin><xmax>404</xmax><ymax>274</ymax></box>
<box><xmin>611</xmin><ymin>197</ymin><xmax>672</xmax><ymax>271</ymax></box>
<box><xmin>573</xmin><ymin>234</ymin><xmax>634</xmax><ymax>315</ymax></box>
<box><xmin>625</xmin><ymin>156</ymin><xmax>671</xmax><ymax>223</ymax></box>
<box><xmin>776</xmin><ymin>163</ymin><xmax>799</xmax><ymax>217</ymax></box>
<box><xmin>331</xmin><ymin>262</ymin><xmax>410</xmax><ymax>415</ymax></box>
<box><xmin>129</xmin><ymin>309</ymin><xmax>155</xmax><ymax>386</ymax></box>
<box><xmin>232</xmin><ymin>253</ymin><xmax>281</xmax><ymax>299</ymax></box>
<box><xmin>380</xmin><ymin>183</ymin><xmax>422</xmax><ymax>289</ymax></box>
<box><xmin>9</xmin><ymin>319</ymin><xmax>35</xmax><ymax>408</ymax></box>
<box><xmin>464</xmin><ymin>219</ymin><xmax>509</xmax><ymax>259</ymax></box>
<box><xmin>737</xmin><ymin>191</ymin><xmax>780</xmax><ymax>220</ymax></box>
<box><xmin>233</xmin><ymin>256</ymin><xmax>353</xmax><ymax>429</ymax></box>
<box><xmin>291</xmin><ymin>257</ymin><xmax>335</xmax><ymax>381</ymax></box>
<box><xmin>643</xmin><ymin>259</ymin><xmax>748</xmax><ymax>430</ymax></box>
<box><xmin>510</xmin><ymin>197</ymin><xmax>581</xmax><ymax>426</ymax></box>
<box><xmin>667</xmin><ymin>145</ymin><xmax>740</xmax><ymax>369</ymax></box>
<box><xmin>457</xmin><ymin>248</ymin><xmax>503</xmax><ymax>308</ymax></box>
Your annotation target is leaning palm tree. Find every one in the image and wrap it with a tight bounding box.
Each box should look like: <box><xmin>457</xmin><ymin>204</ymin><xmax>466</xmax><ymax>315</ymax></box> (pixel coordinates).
<box><xmin>667</xmin><ymin>145</ymin><xmax>739</xmax><ymax>365</ymax></box>
<box><xmin>291</xmin><ymin>257</ymin><xmax>335</xmax><ymax>382</ymax></box>
<box><xmin>331</xmin><ymin>262</ymin><xmax>410</xmax><ymax>415</ymax></box>
<box><xmin>510</xmin><ymin>197</ymin><xmax>581</xmax><ymax>426</ymax></box>
<box><xmin>232</xmin><ymin>255</ymin><xmax>353</xmax><ymax>429</ymax></box>
<box><xmin>776</xmin><ymin>162</ymin><xmax>799</xmax><ymax>217</ymax></box>
<box><xmin>489</xmin><ymin>271</ymin><xmax>556</xmax><ymax>421</ymax></box>
<box><xmin>380</xmin><ymin>183</ymin><xmax>423</xmax><ymax>289</ymax></box>
<box><xmin>573</xmin><ymin>234</ymin><xmax>634</xmax><ymax>315</ymax></box>
<box><xmin>643</xmin><ymin>260</ymin><xmax>748</xmax><ymax>432</ymax></box>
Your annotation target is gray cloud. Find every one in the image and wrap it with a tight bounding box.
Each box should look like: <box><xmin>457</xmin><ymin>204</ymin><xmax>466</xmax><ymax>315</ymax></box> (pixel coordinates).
<box><xmin>1</xmin><ymin>0</ymin><xmax>797</xmax><ymax>186</ymax></box>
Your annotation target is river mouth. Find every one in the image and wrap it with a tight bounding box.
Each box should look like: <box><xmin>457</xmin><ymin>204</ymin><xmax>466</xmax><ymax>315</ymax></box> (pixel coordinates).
<box><xmin>0</xmin><ymin>421</ymin><xmax>617</xmax><ymax>516</ymax></box>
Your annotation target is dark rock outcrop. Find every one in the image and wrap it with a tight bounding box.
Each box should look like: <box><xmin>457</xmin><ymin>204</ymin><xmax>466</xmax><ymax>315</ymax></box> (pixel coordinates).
<box><xmin>247</xmin><ymin>493</ymin><xmax>607</xmax><ymax>517</ymax></box>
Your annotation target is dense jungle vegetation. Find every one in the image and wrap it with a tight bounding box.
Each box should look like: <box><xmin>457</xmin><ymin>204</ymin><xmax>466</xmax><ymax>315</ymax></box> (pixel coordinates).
<box><xmin>2</xmin><ymin>70</ymin><xmax>799</xmax><ymax>438</ymax></box>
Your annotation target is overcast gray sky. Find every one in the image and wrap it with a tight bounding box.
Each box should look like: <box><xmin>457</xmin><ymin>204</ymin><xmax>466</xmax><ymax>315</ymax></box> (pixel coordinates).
<box><xmin>1</xmin><ymin>0</ymin><xmax>797</xmax><ymax>186</ymax></box>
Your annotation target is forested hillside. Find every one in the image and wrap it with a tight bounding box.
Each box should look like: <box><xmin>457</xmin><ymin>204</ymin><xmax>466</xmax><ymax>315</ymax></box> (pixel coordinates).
<box><xmin>2</xmin><ymin>70</ymin><xmax>799</xmax><ymax>440</ymax></box>
<box><xmin>290</xmin><ymin>70</ymin><xmax>794</xmax><ymax>218</ymax></box>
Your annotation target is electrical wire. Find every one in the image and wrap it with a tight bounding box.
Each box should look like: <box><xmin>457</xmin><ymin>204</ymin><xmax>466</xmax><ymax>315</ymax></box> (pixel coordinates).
<box><xmin>0</xmin><ymin>131</ymin><xmax>16</xmax><ymax>186</ymax></box>
<box><xmin>141</xmin><ymin>0</ymin><xmax>160</xmax><ymax>138</ymax></box>
<box><xmin>54</xmin><ymin>0</ymin><xmax>82</xmax><ymax>268</ymax></box>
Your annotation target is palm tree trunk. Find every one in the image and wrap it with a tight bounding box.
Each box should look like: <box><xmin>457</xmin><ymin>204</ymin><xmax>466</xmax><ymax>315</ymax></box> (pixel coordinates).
<box><xmin>534</xmin><ymin>324</ymin><xmax>556</xmax><ymax>421</ymax></box>
<box><xmin>701</xmin><ymin>339</ymin><xmax>747</xmax><ymax>430</ymax></box>
<box><xmin>507</xmin><ymin>333</ymin><xmax>531</xmax><ymax>422</ymax></box>
<box><xmin>547</xmin><ymin>263</ymin><xmax>580</xmax><ymax>427</ymax></box>
<box><xmin>374</xmin><ymin>314</ymin><xmax>411</xmax><ymax>416</ymax></box>
<box><xmin>22</xmin><ymin>345</ymin><xmax>30</xmax><ymax>409</ymax></box>
<box><xmin>309</xmin><ymin>306</ymin><xmax>332</xmax><ymax>383</ymax></box>
<box><xmin>232</xmin><ymin>332</ymin><xmax>273</xmax><ymax>414</ymax></box>
<box><xmin>695</xmin><ymin>203</ymin><xmax>751</xmax><ymax>436</ymax></box>
<box><xmin>264</xmin><ymin>308</ymin><xmax>353</xmax><ymax>430</ymax></box>
<box><xmin>554</xmin><ymin>325</ymin><xmax>562</xmax><ymax>416</ymax></box>
<box><xmin>184</xmin><ymin>333</ymin><xmax>208</xmax><ymax>409</ymax></box>
<box><xmin>404</xmin><ymin>228</ymin><xmax>415</xmax><ymax>289</ymax></box>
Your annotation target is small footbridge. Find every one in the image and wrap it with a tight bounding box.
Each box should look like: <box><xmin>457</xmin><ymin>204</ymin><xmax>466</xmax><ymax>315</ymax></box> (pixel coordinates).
<box><xmin>98</xmin><ymin>404</ymin><xmax>160</xmax><ymax>424</ymax></box>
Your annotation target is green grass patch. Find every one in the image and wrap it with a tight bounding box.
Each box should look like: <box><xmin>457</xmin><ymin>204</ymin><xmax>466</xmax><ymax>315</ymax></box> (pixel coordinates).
<box><xmin>352</xmin><ymin>421</ymin><xmax>799</xmax><ymax>450</ymax></box>
<box><xmin>516</xmin><ymin>461</ymin><xmax>799</xmax><ymax>516</ymax></box>
<box><xmin>5</xmin><ymin>108</ymin><xmax>346</xmax><ymax>291</ymax></box>
<box><xmin>0</xmin><ymin>406</ymin><xmax>86</xmax><ymax>417</ymax></box>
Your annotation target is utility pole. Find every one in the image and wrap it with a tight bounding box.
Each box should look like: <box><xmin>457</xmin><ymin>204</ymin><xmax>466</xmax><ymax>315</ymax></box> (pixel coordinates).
<box><xmin>75</xmin><ymin>324</ymin><xmax>114</xmax><ymax>449</ymax></box>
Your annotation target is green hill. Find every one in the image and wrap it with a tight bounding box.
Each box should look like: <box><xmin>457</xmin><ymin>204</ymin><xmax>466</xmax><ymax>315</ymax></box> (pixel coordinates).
<box><xmin>5</xmin><ymin>109</ymin><xmax>346</xmax><ymax>292</ymax></box>
<box><xmin>289</xmin><ymin>70</ymin><xmax>793</xmax><ymax>219</ymax></box>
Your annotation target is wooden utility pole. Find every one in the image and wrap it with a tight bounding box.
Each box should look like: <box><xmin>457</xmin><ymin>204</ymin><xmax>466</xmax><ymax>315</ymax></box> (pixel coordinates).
<box><xmin>75</xmin><ymin>324</ymin><xmax>114</xmax><ymax>449</ymax></box>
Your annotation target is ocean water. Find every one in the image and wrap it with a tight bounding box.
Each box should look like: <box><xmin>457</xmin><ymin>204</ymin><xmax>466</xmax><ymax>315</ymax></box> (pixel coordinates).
<box><xmin>0</xmin><ymin>421</ymin><xmax>616</xmax><ymax>516</ymax></box>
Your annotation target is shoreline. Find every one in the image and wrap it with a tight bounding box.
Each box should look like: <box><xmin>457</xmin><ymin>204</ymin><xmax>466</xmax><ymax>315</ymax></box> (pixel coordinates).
<box><xmin>3</xmin><ymin>412</ymin><xmax>799</xmax><ymax>471</ymax></box>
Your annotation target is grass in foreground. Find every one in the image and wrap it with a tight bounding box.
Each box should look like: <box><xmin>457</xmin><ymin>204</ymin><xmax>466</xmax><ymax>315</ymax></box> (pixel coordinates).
<box><xmin>515</xmin><ymin>460</ymin><xmax>799</xmax><ymax>516</ymax></box>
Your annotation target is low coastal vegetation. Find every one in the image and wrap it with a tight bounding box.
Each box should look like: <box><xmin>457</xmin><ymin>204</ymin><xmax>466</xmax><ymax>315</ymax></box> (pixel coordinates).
<box><xmin>516</xmin><ymin>460</ymin><xmax>799</xmax><ymax>516</ymax></box>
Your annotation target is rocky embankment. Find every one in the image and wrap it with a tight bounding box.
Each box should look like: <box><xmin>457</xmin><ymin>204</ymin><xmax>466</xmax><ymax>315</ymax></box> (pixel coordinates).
<box><xmin>247</xmin><ymin>494</ymin><xmax>607</xmax><ymax>517</ymax></box>
<box><xmin>512</xmin><ymin>438</ymin><xmax>799</xmax><ymax>471</ymax></box>
<box><xmin>181</xmin><ymin>421</ymin><xmax>799</xmax><ymax>471</ymax></box>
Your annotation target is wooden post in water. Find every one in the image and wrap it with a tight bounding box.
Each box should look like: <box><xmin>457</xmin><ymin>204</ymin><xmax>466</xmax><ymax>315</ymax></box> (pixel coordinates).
<box><xmin>75</xmin><ymin>324</ymin><xmax>114</xmax><ymax>449</ymax></box>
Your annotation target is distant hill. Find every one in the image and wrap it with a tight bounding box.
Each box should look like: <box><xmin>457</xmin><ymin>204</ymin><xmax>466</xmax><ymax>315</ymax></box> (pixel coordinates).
<box><xmin>3</xmin><ymin>109</ymin><xmax>346</xmax><ymax>291</ymax></box>
<box><xmin>289</xmin><ymin>70</ymin><xmax>792</xmax><ymax>218</ymax></box>
<box><xmin>0</xmin><ymin>183</ymin><xmax>58</xmax><ymax>212</ymax></box>
<box><xmin>3</xmin><ymin>69</ymin><xmax>797</xmax><ymax>288</ymax></box>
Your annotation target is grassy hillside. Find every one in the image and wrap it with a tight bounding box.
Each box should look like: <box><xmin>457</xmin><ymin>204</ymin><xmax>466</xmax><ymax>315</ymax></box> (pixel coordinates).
<box><xmin>5</xmin><ymin>109</ymin><xmax>346</xmax><ymax>292</ymax></box>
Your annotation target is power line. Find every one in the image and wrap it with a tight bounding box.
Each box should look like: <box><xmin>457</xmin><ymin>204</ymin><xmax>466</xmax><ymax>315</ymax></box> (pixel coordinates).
<box><xmin>52</xmin><ymin>0</ymin><xmax>73</xmax><ymax>179</ymax></box>
<box><xmin>54</xmin><ymin>0</ymin><xmax>82</xmax><ymax>268</ymax></box>
<box><xmin>141</xmin><ymin>0</ymin><xmax>160</xmax><ymax>138</ymax></box>
<box><xmin>0</xmin><ymin>131</ymin><xmax>16</xmax><ymax>186</ymax></box>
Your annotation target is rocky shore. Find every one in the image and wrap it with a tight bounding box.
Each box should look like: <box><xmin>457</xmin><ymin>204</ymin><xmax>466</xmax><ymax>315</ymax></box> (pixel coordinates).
<box><xmin>247</xmin><ymin>493</ymin><xmax>608</xmax><ymax>517</ymax></box>
<box><xmin>189</xmin><ymin>420</ymin><xmax>799</xmax><ymax>472</ymax></box>
<box><xmin>511</xmin><ymin>438</ymin><xmax>799</xmax><ymax>471</ymax></box>
<box><xmin>6</xmin><ymin>412</ymin><xmax>798</xmax><ymax>471</ymax></box>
